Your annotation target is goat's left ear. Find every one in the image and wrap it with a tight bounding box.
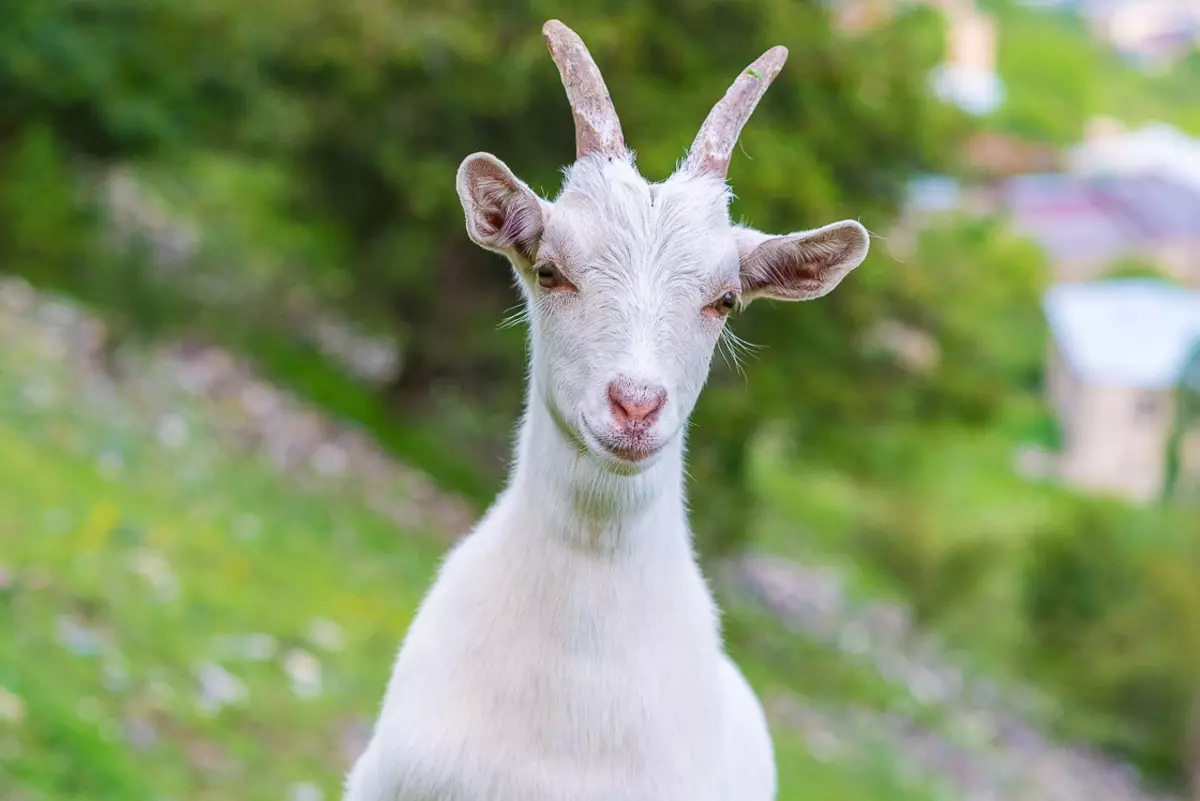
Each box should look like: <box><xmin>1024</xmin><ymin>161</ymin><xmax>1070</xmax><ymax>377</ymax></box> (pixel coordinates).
<box><xmin>734</xmin><ymin>220</ymin><xmax>870</xmax><ymax>302</ymax></box>
<box><xmin>456</xmin><ymin>152</ymin><xmax>545</xmax><ymax>261</ymax></box>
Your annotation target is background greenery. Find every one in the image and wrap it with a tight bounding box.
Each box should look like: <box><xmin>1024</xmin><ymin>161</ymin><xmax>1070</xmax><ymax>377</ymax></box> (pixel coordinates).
<box><xmin>1</xmin><ymin>0</ymin><xmax>1198</xmax><ymax>798</ymax></box>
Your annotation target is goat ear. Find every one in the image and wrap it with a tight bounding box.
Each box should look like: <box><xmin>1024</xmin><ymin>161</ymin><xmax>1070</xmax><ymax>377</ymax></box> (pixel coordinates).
<box><xmin>456</xmin><ymin>152</ymin><xmax>544</xmax><ymax>260</ymax></box>
<box><xmin>734</xmin><ymin>220</ymin><xmax>870</xmax><ymax>302</ymax></box>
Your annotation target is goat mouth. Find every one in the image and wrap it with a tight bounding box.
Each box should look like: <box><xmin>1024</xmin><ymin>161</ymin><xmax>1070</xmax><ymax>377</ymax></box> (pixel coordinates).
<box><xmin>605</xmin><ymin>442</ymin><xmax>662</xmax><ymax>462</ymax></box>
<box><xmin>580</xmin><ymin>418</ymin><xmax>663</xmax><ymax>464</ymax></box>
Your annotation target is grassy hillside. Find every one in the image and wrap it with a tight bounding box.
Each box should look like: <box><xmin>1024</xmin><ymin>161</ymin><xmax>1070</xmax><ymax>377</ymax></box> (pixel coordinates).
<box><xmin>0</xmin><ymin>294</ymin><xmax>445</xmax><ymax>799</ymax></box>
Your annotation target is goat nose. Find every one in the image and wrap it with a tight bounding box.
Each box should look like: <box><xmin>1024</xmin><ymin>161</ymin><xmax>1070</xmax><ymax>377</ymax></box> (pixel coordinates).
<box><xmin>607</xmin><ymin>380</ymin><xmax>667</xmax><ymax>425</ymax></box>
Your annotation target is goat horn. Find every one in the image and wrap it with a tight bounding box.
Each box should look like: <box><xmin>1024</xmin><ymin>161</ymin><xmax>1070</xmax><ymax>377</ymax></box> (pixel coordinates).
<box><xmin>543</xmin><ymin>20</ymin><xmax>626</xmax><ymax>160</ymax></box>
<box><xmin>684</xmin><ymin>46</ymin><xmax>789</xmax><ymax>179</ymax></box>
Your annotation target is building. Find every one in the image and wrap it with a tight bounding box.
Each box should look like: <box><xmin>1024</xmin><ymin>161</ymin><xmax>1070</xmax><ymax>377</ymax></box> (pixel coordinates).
<box><xmin>1013</xmin><ymin>0</ymin><xmax>1200</xmax><ymax>70</ymax></box>
<box><xmin>1000</xmin><ymin>171</ymin><xmax>1200</xmax><ymax>286</ymax></box>
<box><xmin>827</xmin><ymin>0</ymin><xmax>1006</xmax><ymax>114</ymax></box>
<box><xmin>1043</xmin><ymin>278</ymin><xmax>1200</xmax><ymax>502</ymax></box>
<box><xmin>1067</xmin><ymin>119</ymin><xmax>1200</xmax><ymax>196</ymax></box>
<box><xmin>829</xmin><ymin>0</ymin><xmax>895</xmax><ymax>32</ymax></box>
<box><xmin>1081</xmin><ymin>0</ymin><xmax>1200</xmax><ymax>72</ymax></box>
<box><xmin>961</xmin><ymin>131</ymin><xmax>1062</xmax><ymax>178</ymax></box>
<box><xmin>827</xmin><ymin>0</ymin><xmax>973</xmax><ymax>33</ymax></box>
<box><xmin>905</xmin><ymin>175</ymin><xmax>964</xmax><ymax>216</ymax></box>
<box><xmin>928</xmin><ymin>2</ymin><xmax>1006</xmax><ymax>114</ymax></box>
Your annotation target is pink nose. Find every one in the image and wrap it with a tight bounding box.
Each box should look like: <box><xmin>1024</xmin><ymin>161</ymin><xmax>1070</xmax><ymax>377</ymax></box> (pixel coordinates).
<box><xmin>607</xmin><ymin>380</ymin><xmax>667</xmax><ymax>426</ymax></box>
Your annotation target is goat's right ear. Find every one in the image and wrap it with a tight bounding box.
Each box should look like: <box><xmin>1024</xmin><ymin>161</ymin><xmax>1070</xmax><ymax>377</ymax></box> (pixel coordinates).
<box><xmin>456</xmin><ymin>153</ymin><xmax>544</xmax><ymax>261</ymax></box>
<box><xmin>733</xmin><ymin>221</ymin><xmax>869</xmax><ymax>303</ymax></box>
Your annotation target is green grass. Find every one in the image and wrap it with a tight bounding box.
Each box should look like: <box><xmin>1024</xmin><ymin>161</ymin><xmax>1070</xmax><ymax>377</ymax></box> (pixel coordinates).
<box><xmin>773</xmin><ymin>736</ymin><xmax>944</xmax><ymax>801</ymax></box>
<box><xmin>0</xmin><ymin>344</ymin><xmax>444</xmax><ymax>799</ymax></box>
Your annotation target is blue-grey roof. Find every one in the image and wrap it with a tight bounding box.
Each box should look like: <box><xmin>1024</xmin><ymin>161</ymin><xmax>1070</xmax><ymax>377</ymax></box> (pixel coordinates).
<box><xmin>1092</xmin><ymin>174</ymin><xmax>1200</xmax><ymax>240</ymax></box>
<box><xmin>1003</xmin><ymin>172</ymin><xmax>1200</xmax><ymax>264</ymax></box>
<box><xmin>1044</xmin><ymin>278</ymin><xmax>1200</xmax><ymax>390</ymax></box>
<box><xmin>928</xmin><ymin>65</ymin><xmax>1005</xmax><ymax>117</ymax></box>
<box><xmin>1004</xmin><ymin>173</ymin><xmax>1094</xmax><ymax>209</ymax></box>
<box><xmin>906</xmin><ymin>175</ymin><xmax>961</xmax><ymax>214</ymax></box>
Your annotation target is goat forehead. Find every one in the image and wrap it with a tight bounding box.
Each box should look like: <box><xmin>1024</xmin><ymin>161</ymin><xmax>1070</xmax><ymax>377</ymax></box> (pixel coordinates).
<box><xmin>550</xmin><ymin>158</ymin><xmax>734</xmax><ymax>283</ymax></box>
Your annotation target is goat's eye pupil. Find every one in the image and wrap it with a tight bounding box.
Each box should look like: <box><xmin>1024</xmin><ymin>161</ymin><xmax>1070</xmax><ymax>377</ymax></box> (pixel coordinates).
<box><xmin>536</xmin><ymin>265</ymin><xmax>559</xmax><ymax>288</ymax></box>
<box><xmin>716</xmin><ymin>292</ymin><xmax>737</xmax><ymax>314</ymax></box>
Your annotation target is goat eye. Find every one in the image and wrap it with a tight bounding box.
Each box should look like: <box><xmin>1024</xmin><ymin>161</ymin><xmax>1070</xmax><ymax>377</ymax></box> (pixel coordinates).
<box><xmin>712</xmin><ymin>291</ymin><xmax>738</xmax><ymax>316</ymax></box>
<box><xmin>536</xmin><ymin>264</ymin><xmax>560</xmax><ymax>289</ymax></box>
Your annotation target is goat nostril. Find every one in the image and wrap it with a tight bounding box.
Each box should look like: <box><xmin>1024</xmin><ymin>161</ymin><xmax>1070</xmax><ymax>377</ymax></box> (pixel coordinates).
<box><xmin>628</xmin><ymin>393</ymin><xmax>665</xmax><ymax>424</ymax></box>
<box><xmin>607</xmin><ymin>382</ymin><xmax>667</xmax><ymax>426</ymax></box>
<box><xmin>607</xmin><ymin>384</ymin><xmax>628</xmax><ymax>425</ymax></box>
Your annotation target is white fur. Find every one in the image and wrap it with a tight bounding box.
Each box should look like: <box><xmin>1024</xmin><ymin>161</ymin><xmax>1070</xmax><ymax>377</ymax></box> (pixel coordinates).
<box><xmin>343</xmin><ymin>152</ymin><xmax>867</xmax><ymax>801</ymax></box>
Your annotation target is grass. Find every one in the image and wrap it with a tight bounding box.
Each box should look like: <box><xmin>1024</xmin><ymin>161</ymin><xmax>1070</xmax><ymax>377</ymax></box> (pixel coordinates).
<box><xmin>0</xmin><ymin>334</ymin><xmax>444</xmax><ymax>799</ymax></box>
<box><xmin>774</xmin><ymin>738</ymin><xmax>944</xmax><ymax>801</ymax></box>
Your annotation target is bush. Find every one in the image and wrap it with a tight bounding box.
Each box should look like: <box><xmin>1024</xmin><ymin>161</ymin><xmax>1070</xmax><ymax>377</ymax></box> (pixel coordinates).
<box><xmin>1021</xmin><ymin>499</ymin><xmax>1200</xmax><ymax>787</ymax></box>
<box><xmin>851</xmin><ymin>512</ymin><xmax>1000</xmax><ymax>625</ymax></box>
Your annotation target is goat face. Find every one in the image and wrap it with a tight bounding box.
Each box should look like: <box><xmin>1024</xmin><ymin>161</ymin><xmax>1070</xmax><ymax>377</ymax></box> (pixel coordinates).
<box><xmin>456</xmin><ymin>21</ymin><xmax>869</xmax><ymax>474</ymax></box>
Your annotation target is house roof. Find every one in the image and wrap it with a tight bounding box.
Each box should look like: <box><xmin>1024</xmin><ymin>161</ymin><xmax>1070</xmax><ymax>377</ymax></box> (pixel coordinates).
<box><xmin>1004</xmin><ymin>172</ymin><xmax>1094</xmax><ymax>209</ymax></box>
<box><xmin>1002</xmin><ymin>171</ymin><xmax>1200</xmax><ymax>263</ymax></box>
<box><xmin>1002</xmin><ymin>173</ymin><xmax>1133</xmax><ymax>262</ymax></box>
<box><xmin>906</xmin><ymin>174</ymin><xmax>961</xmax><ymax>213</ymax></box>
<box><xmin>1044</xmin><ymin>278</ymin><xmax>1200</xmax><ymax>389</ymax></box>
<box><xmin>1095</xmin><ymin>173</ymin><xmax>1200</xmax><ymax>240</ymax></box>
<box><xmin>928</xmin><ymin>65</ymin><xmax>1005</xmax><ymax>116</ymax></box>
<box><xmin>1068</xmin><ymin>122</ymin><xmax>1200</xmax><ymax>196</ymax></box>
<box><xmin>1012</xmin><ymin>208</ymin><xmax>1134</xmax><ymax>263</ymax></box>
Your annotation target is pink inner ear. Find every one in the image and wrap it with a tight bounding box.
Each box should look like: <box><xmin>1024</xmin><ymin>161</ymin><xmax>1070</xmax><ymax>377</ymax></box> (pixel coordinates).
<box><xmin>466</xmin><ymin>164</ymin><xmax>543</xmax><ymax>258</ymax></box>
<box><xmin>742</xmin><ymin>238</ymin><xmax>832</xmax><ymax>300</ymax></box>
<box><xmin>473</xmin><ymin>177</ymin><xmax>511</xmax><ymax>238</ymax></box>
<box><xmin>741</xmin><ymin>229</ymin><xmax>861</xmax><ymax>301</ymax></box>
<box><xmin>500</xmin><ymin>198</ymin><xmax>542</xmax><ymax>260</ymax></box>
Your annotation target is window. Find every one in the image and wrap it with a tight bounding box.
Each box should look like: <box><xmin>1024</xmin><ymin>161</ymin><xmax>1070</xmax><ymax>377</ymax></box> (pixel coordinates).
<box><xmin>1134</xmin><ymin>392</ymin><xmax>1160</xmax><ymax>420</ymax></box>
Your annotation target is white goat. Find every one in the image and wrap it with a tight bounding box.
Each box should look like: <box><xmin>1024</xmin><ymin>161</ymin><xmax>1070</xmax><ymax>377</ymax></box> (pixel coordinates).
<box><xmin>344</xmin><ymin>19</ymin><xmax>869</xmax><ymax>801</ymax></box>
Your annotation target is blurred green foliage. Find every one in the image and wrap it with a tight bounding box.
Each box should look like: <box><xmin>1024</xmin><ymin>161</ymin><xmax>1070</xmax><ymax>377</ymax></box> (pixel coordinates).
<box><xmin>1022</xmin><ymin>503</ymin><xmax>1200</xmax><ymax>786</ymax></box>
<box><xmin>982</xmin><ymin>0</ymin><xmax>1200</xmax><ymax>143</ymax></box>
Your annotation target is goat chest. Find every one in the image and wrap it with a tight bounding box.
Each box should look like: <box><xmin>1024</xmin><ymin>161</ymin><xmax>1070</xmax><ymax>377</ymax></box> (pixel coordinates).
<box><xmin>346</xmin><ymin>525</ymin><xmax>731</xmax><ymax>801</ymax></box>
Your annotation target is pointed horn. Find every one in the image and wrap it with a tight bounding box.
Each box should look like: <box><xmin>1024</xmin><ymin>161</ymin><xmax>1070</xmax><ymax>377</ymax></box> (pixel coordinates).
<box><xmin>543</xmin><ymin>20</ymin><xmax>626</xmax><ymax>159</ymax></box>
<box><xmin>684</xmin><ymin>46</ymin><xmax>789</xmax><ymax>178</ymax></box>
